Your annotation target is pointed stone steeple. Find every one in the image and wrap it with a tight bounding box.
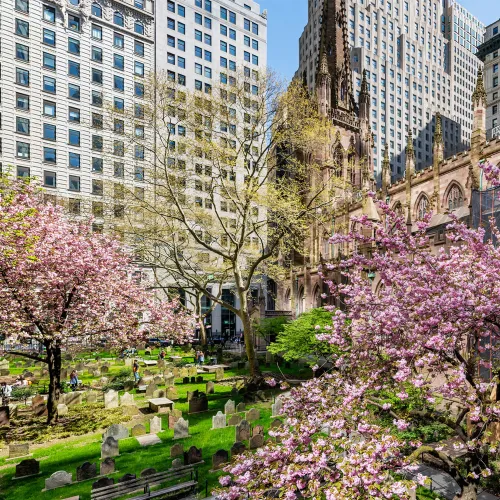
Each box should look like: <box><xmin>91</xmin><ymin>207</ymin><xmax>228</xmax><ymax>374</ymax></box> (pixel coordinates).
<box><xmin>381</xmin><ymin>143</ymin><xmax>391</xmax><ymax>194</ymax></box>
<box><xmin>405</xmin><ymin>130</ymin><xmax>415</xmax><ymax>210</ymax></box>
<box><xmin>317</xmin><ymin>51</ymin><xmax>332</xmax><ymax>117</ymax></box>
<box><xmin>472</xmin><ymin>68</ymin><xmax>487</xmax><ymax>109</ymax></box>
<box><xmin>433</xmin><ymin>113</ymin><xmax>444</xmax><ymax>212</ymax></box>
<box><xmin>358</xmin><ymin>69</ymin><xmax>370</xmax><ymax>120</ymax></box>
<box><xmin>471</xmin><ymin>69</ymin><xmax>487</xmax><ymax>188</ymax></box>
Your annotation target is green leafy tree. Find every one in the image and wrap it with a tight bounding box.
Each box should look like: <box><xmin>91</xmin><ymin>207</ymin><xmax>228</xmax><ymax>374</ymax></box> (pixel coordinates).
<box><xmin>267</xmin><ymin>308</ymin><xmax>338</xmax><ymax>363</ymax></box>
<box><xmin>254</xmin><ymin>316</ymin><xmax>290</xmax><ymax>345</ymax></box>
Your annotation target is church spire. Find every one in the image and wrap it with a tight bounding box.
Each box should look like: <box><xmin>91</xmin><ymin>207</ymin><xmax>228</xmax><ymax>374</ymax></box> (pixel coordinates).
<box><xmin>382</xmin><ymin>143</ymin><xmax>391</xmax><ymax>193</ymax></box>
<box><xmin>472</xmin><ymin>68</ymin><xmax>487</xmax><ymax>108</ymax></box>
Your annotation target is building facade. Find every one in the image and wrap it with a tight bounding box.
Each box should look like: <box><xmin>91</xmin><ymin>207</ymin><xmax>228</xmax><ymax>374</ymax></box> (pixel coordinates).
<box><xmin>477</xmin><ymin>18</ymin><xmax>500</xmax><ymax>139</ymax></box>
<box><xmin>0</xmin><ymin>0</ymin><xmax>154</xmax><ymax>219</ymax></box>
<box><xmin>297</xmin><ymin>0</ymin><xmax>484</xmax><ymax>181</ymax></box>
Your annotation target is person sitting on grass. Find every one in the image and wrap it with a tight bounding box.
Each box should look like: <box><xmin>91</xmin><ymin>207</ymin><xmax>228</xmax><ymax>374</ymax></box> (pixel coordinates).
<box><xmin>69</xmin><ymin>370</ymin><xmax>79</xmax><ymax>391</ymax></box>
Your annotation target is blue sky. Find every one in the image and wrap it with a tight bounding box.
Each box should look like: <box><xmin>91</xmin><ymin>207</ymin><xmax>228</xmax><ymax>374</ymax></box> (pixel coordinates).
<box><xmin>259</xmin><ymin>0</ymin><xmax>498</xmax><ymax>81</ymax></box>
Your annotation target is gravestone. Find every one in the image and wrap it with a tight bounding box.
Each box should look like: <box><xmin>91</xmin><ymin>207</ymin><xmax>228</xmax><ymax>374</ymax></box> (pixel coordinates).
<box><xmin>101</xmin><ymin>366</ymin><xmax>109</xmax><ymax>374</ymax></box>
<box><xmin>104</xmin><ymin>390</ymin><xmax>119</xmax><ymax>409</ymax></box>
<box><xmin>184</xmin><ymin>445</ymin><xmax>202</xmax><ymax>465</ymax></box>
<box><xmin>57</xmin><ymin>403</ymin><xmax>68</xmax><ymax>416</ymax></box>
<box><xmin>120</xmin><ymin>392</ymin><xmax>135</xmax><ymax>406</ymax></box>
<box><xmin>45</xmin><ymin>470</ymin><xmax>72</xmax><ymax>490</ymax></box>
<box><xmin>15</xmin><ymin>459</ymin><xmax>39</xmax><ymax>478</ymax></box>
<box><xmin>182</xmin><ymin>377</ymin><xmax>190</xmax><ymax>384</ymax></box>
<box><xmin>103</xmin><ymin>424</ymin><xmax>129</xmax><ymax>441</ymax></box>
<box><xmin>236</xmin><ymin>402</ymin><xmax>246</xmax><ymax>413</ymax></box>
<box><xmin>76</xmin><ymin>462</ymin><xmax>97</xmax><ymax>481</ymax></box>
<box><xmin>86</xmin><ymin>391</ymin><xmax>98</xmax><ymax>404</ymax></box>
<box><xmin>173</xmin><ymin>367</ymin><xmax>180</xmax><ymax>377</ymax></box>
<box><xmin>180</xmin><ymin>367</ymin><xmax>189</xmax><ymax>378</ymax></box>
<box><xmin>270</xmin><ymin>419</ymin><xmax>282</xmax><ymax>429</ymax></box>
<box><xmin>157</xmin><ymin>359</ymin><xmax>165</xmax><ymax>370</ymax></box>
<box><xmin>272</xmin><ymin>398</ymin><xmax>283</xmax><ymax>417</ymax></box>
<box><xmin>235</xmin><ymin>420</ymin><xmax>250</xmax><ymax>441</ymax></box>
<box><xmin>171</xmin><ymin>458</ymin><xmax>183</xmax><ymax>468</ymax></box>
<box><xmin>168</xmin><ymin>410</ymin><xmax>182</xmax><ymax>429</ymax></box>
<box><xmin>0</xmin><ymin>406</ymin><xmax>10</xmax><ymax>427</ymax></box>
<box><xmin>131</xmin><ymin>424</ymin><xmax>146</xmax><ymax>436</ymax></box>
<box><xmin>32</xmin><ymin>395</ymin><xmax>44</xmax><ymax>407</ymax></box>
<box><xmin>212</xmin><ymin>411</ymin><xmax>226</xmax><ymax>429</ymax></box>
<box><xmin>246</xmin><ymin>408</ymin><xmax>260</xmax><ymax>422</ymax></box>
<box><xmin>145</xmin><ymin>383</ymin><xmax>157</xmax><ymax>398</ymax></box>
<box><xmin>141</xmin><ymin>468</ymin><xmax>156</xmax><ymax>477</ymax></box>
<box><xmin>123</xmin><ymin>405</ymin><xmax>140</xmax><ymax>416</ymax></box>
<box><xmin>253</xmin><ymin>425</ymin><xmax>264</xmax><ymax>437</ymax></box>
<box><xmin>206</xmin><ymin>381</ymin><xmax>215</xmax><ymax>394</ymax></box>
<box><xmin>230</xmin><ymin>442</ymin><xmax>246</xmax><ymax>457</ymax></box>
<box><xmin>124</xmin><ymin>358</ymin><xmax>133</xmax><ymax>367</ymax></box>
<box><xmin>212</xmin><ymin>449</ymin><xmax>229</xmax><ymax>470</ymax></box>
<box><xmin>228</xmin><ymin>414</ymin><xmax>243</xmax><ymax>426</ymax></box>
<box><xmin>215</xmin><ymin>367</ymin><xmax>224</xmax><ymax>381</ymax></box>
<box><xmin>224</xmin><ymin>400</ymin><xmax>235</xmax><ymax>415</ymax></box>
<box><xmin>101</xmin><ymin>437</ymin><xmax>119</xmax><ymax>459</ymax></box>
<box><xmin>196</xmin><ymin>375</ymin><xmax>204</xmax><ymax>383</ymax></box>
<box><xmin>154</xmin><ymin>376</ymin><xmax>163</xmax><ymax>385</ymax></box>
<box><xmin>152</xmin><ymin>389</ymin><xmax>166</xmax><ymax>398</ymax></box>
<box><xmin>173</xmin><ymin>417</ymin><xmax>189</xmax><ymax>439</ymax></box>
<box><xmin>33</xmin><ymin>402</ymin><xmax>47</xmax><ymax>417</ymax></box>
<box><xmin>250</xmin><ymin>434</ymin><xmax>264</xmax><ymax>449</ymax></box>
<box><xmin>170</xmin><ymin>443</ymin><xmax>183</xmax><ymax>458</ymax></box>
<box><xmin>150</xmin><ymin>416</ymin><xmax>162</xmax><ymax>434</ymax></box>
<box><xmin>190</xmin><ymin>376</ymin><xmax>196</xmax><ymax>384</ymax></box>
<box><xmin>164</xmin><ymin>374</ymin><xmax>175</xmax><ymax>387</ymax></box>
<box><xmin>9</xmin><ymin>443</ymin><xmax>29</xmax><ymax>458</ymax></box>
<box><xmin>119</xmin><ymin>473</ymin><xmax>136</xmax><ymax>482</ymax></box>
<box><xmin>124</xmin><ymin>380</ymin><xmax>135</xmax><ymax>391</ymax></box>
<box><xmin>166</xmin><ymin>387</ymin><xmax>178</xmax><ymax>400</ymax></box>
<box><xmin>100</xmin><ymin>457</ymin><xmax>115</xmax><ymax>476</ymax></box>
<box><xmin>189</xmin><ymin>392</ymin><xmax>208</xmax><ymax>414</ymax></box>
<box><xmin>186</xmin><ymin>391</ymin><xmax>195</xmax><ymax>401</ymax></box>
<box><xmin>92</xmin><ymin>477</ymin><xmax>114</xmax><ymax>489</ymax></box>
<box><xmin>188</xmin><ymin>366</ymin><xmax>197</xmax><ymax>377</ymax></box>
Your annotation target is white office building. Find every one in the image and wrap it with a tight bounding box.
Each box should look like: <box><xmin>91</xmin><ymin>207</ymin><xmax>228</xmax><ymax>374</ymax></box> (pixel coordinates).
<box><xmin>477</xmin><ymin>18</ymin><xmax>500</xmax><ymax>139</ymax></box>
<box><xmin>297</xmin><ymin>0</ymin><xmax>484</xmax><ymax>180</ymax></box>
<box><xmin>0</xmin><ymin>0</ymin><xmax>154</xmax><ymax>219</ymax></box>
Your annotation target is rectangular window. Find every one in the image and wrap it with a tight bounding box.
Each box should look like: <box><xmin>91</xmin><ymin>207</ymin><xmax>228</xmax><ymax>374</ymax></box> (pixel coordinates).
<box><xmin>195</xmin><ymin>62</ymin><xmax>202</xmax><ymax>75</ymax></box>
<box><xmin>167</xmin><ymin>0</ymin><xmax>174</xmax><ymax>12</ymax></box>
<box><xmin>244</xmin><ymin>51</ymin><xmax>250</xmax><ymax>62</ymax></box>
<box><xmin>17</xmin><ymin>166</ymin><xmax>30</xmax><ymax>177</ymax></box>
<box><xmin>15</xmin><ymin>43</ymin><xmax>29</xmax><ymax>61</ymax></box>
<box><xmin>178</xmin><ymin>5</ymin><xmax>185</xmax><ymax>16</ymax></box>
<box><xmin>114</xmin><ymin>162</ymin><xmax>124</xmax><ymax>177</ymax></box>
<box><xmin>205</xmin><ymin>50</ymin><xmax>212</xmax><ymax>62</ymax></box>
<box><xmin>252</xmin><ymin>22</ymin><xmax>259</xmax><ymax>35</ymax></box>
<box><xmin>114</xmin><ymin>76</ymin><xmax>124</xmax><ymax>91</ymax></box>
<box><xmin>221</xmin><ymin>25</ymin><xmax>227</xmax><ymax>36</ymax></box>
<box><xmin>135</xmin><ymin>166</ymin><xmax>144</xmax><ymax>180</ymax></box>
<box><xmin>114</xmin><ymin>118</ymin><xmax>124</xmax><ymax>133</ymax></box>
<box><xmin>16</xmin><ymin>68</ymin><xmax>29</xmax><ymax>86</ymax></box>
<box><xmin>43</xmin><ymin>124</ymin><xmax>57</xmax><ymax>142</ymax></box>
<box><xmin>168</xmin><ymin>52</ymin><xmax>176</xmax><ymax>63</ymax></box>
<box><xmin>252</xmin><ymin>54</ymin><xmax>258</xmax><ymax>65</ymax></box>
<box><xmin>43</xmin><ymin>75</ymin><xmax>56</xmax><ymax>93</ymax></box>
<box><xmin>195</xmin><ymin>46</ymin><xmax>202</xmax><ymax>57</ymax></box>
<box><xmin>92</xmin><ymin>46</ymin><xmax>102</xmax><ymax>62</ymax></box>
<box><xmin>92</xmin><ymin>113</ymin><xmax>103</xmax><ymax>129</ymax></box>
<box><xmin>69</xmin><ymin>175</ymin><xmax>81</xmax><ymax>192</ymax></box>
<box><xmin>205</xmin><ymin>34</ymin><xmax>212</xmax><ymax>45</ymax></box>
<box><xmin>244</xmin><ymin>35</ymin><xmax>250</xmax><ymax>47</ymax></box>
<box><xmin>135</xmin><ymin>145</ymin><xmax>145</xmax><ymax>160</ymax></box>
<box><xmin>114</xmin><ymin>97</ymin><xmax>124</xmax><ymax>112</ymax></box>
<box><xmin>43</xmin><ymin>28</ymin><xmax>55</xmax><ymax>46</ymax></box>
<box><xmin>68</xmin><ymin>14</ymin><xmax>80</xmax><ymax>32</ymax></box>
<box><xmin>68</xmin><ymin>60</ymin><xmax>80</xmax><ymax>77</ymax></box>
<box><xmin>68</xmin><ymin>38</ymin><xmax>80</xmax><ymax>54</ymax></box>
<box><xmin>135</xmin><ymin>82</ymin><xmax>144</xmax><ymax>97</ymax></box>
<box><xmin>135</xmin><ymin>61</ymin><xmax>144</xmax><ymax>76</ymax></box>
<box><xmin>69</xmin><ymin>152</ymin><xmax>80</xmax><ymax>168</ymax></box>
<box><xmin>114</xmin><ymin>32</ymin><xmax>124</xmax><ymax>48</ymax></box>
<box><xmin>135</xmin><ymin>40</ymin><xmax>144</xmax><ymax>56</ymax></box>
<box><xmin>16</xmin><ymin>116</ymin><xmax>30</xmax><ymax>135</ymax></box>
<box><xmin>43</xmin><ymin>52</ymin><xmax>56</xmax><ymax>70</ymax></box>
<box><xmin>43</xmin><ymin>147</ymin><xmax>56</xmax><ymax>163</ymax></box>
<box><xmin>195</xmin><ymin>30</ymin><xmax>202</xmax><ymax>42</ymax></box>
<box><xmin>43</xmin><ymin>101</ymin><xmax>56</xmax><ymax>117</ymax></box>
<box><xmin>15</xmin><ymin>0</ymin><xmax>29</xmax><ymax>13</ymax></box>
<box><xmin>135</xmin><ymin>125</ymin><xmax>145</xmax><ymax>138</ymax></box>
<box><xmin>178</xmin><ymin>39</ymin><xmax>185</xmax><ymax>51</ymax></box>
<box><xmin>229</xmin><ymin>45</ymin><xmax>236</xmax><ymax>56</ymax></box>
<box><xmin>16</xmin><ymin>18</ymin><xmax>29</xmax><ymax>37</ymax></box>
<box><xmin>195</xmin><ymin>12</ymin><xmax>202</xmax><ymax>24</ymax></box>
<box><xmin>168</xmin><ymin>34</ymin><xmax>176</xmax><ymax>47</ymax></box>
<box><xmin>114</xmin><ymin>54</ymin><xmax>124</xmax><ymax>70</ymax></box>
<box><xmin>68</xmin><ymin>83</ymin><xmax>80</xmax><ymax>100</ymax></box>
<box><xmin>92</xmin><ymin>68</ymin><xmax>103</xmax><ymax>84</ymax></box>
<box><xmin>204</xmin><ymin>17</ymin><xmax>211</xmax><ymax>29</ymax></box>
<box><xmin>92</xmin><ymin>135</ymin><xmax>103</xmax><ymax>151</ymax></box>
<box><xmin>44</xmin><ymin>171</ymin><xmax>56</xmax><ymax>188</ymax></box>
<box><xmin>68</xmin><ymin>107</ymin><xmax>80</xmax><ymax>122</ymax></box>
<box><xmin>229</xmin><ymin>29</ymin><xmax>236</xmax><ymax>40</ymax></box>
<box><xmin>69</xmin><ymin>129</ymin><xmax>80</xmax><ymax>146</ymax></box>
<box><xmin>220</xmin><ymin>57</ymin><xmax>227</xmax><ymax>68</ymax></box>
<box><xmin>92</xmin><ymin>179</ymin><xmax>103</xmax><ymax>195</ymax></box>
<box><xmin>16</xmin><ymin>93</ymin><xmax>30</xmax><ymax>110</ymax></box>
<box><xmin>205</xmin><ymin>67</ymin><xmax>212</xmax><ymax>78</ymax></box>
<box><xmin>114</xmin><ymin>140</ymin><xmax>124</xmax><ymax>156</ymax></box>
<box><xmin>43</xmin><ymin>4</ymin><xmax>56</xmax><ymax>22</ymax></box>
<box><xmin>17</xmin><ymin>142</ymin><xmax>30</xmax><ymax>159</ymax></box>
<box><xmin>178</xmin><ymin>56</ymin><xmax>185</xmax><ymax>68</ymax></box>
<box><xmin>92</xmin><ymin>158</ymin><xmax>103</xmax><ymax>172</ymax></box>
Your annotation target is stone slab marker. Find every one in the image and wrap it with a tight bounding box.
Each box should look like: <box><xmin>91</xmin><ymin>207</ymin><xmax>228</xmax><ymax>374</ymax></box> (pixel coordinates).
<box><xmin>150</xmin><ymin>415</ymin><xmax>162</xmax><ymax>434</ymax></box>
<box><xmin>215</xmin><ymin>367</ymin><xmax>224</xmax><ymax>381</ymax></box>
<box><xmin>212</xmin><ymin>449</ymin><xmax>229</xmax><ymax>470</ymax></box>
<box><xmin>184</xmin><ymin>445</ymin><xmax>202</xmax><ymax>465</ymax></box>
<box><xmin>100</xmin><ymin>457</ymin><xmax>115</xmax><ymax>476</ymax></box>
<box><xmin>272</xmin><ymin>398</ymin><xmax>283</xmax><ymax>417</ymax></box>
<box><xmin>76</xmin><ymin>462</ymin><xmax>97</xmax><ymax>481</ymax></box>
<box><xmin>120</xmin><ymin>392</ymin><xmax>135</xmax><ymax>406</ymax></box>
<box><xmin>101</xmin><ymin>436</ymin><xmax>119</xmax><ymax>459</ymax></box>
<box><xmin>250</xmin><ymin>434</ymin><xmax>264</xmax><ymax>449</ymax></box>
<box><xmin>104</xmin><ymin>390</ymin><xmax>119</xmax><ymax>409</ymax></box>
<box><xmin>170</xmin><ymin>443</ymin><xmax>183</xmax><ymax>458</ymax></box>
<box><xmin>103</xmin><ymin>424</ymin><xmax>129</xmax><ymax>441</ymax></box>
<box><xmin>235</xmin><ymin>420</ymin><xmax>250</xmax><ymax>441</ymax></box>
<box><xmin>9</xmin><ymin>443</ymin><xmax>29</xmax><ymax>458</ymax></box>
<box><xmin>15</xmin><ymin>459</ymin><xmax>39</xmax><ymax>478</ymax></box>
<box><xmin>228</xmin><ymin>414</ymin><xmax>243</xmax><ymax>426</ymax></box>
<box><xmin>173</xmin><ymin>417</ymin><xmax>189</xmax><ymax>439</ymax></box>
<box><xmin>45</xmin><ymin>470</ymin><xmax>72</xmax><ymax>490</ymax></box>
<box><xmin>57</xmin><ymin>403</ymin><xmax>68</xmax><ymax>416</ymax></box>
<box><xmin>246</xmin><ymin>408</ymin><xmax>260</xmax><ymax>422</ymax></box>
<box><xmin>206</xmin><ymin>381</ymin><xmax>214</xmax><ymax>394</ymax></box>
<box><xmin>212</xmin><ymin>411</ymin><xmax>227</xmax><ymax>429</ymax></box>
<box><xmin>224</xmin><ymin>399</ymin><xmax>235</xmax><ymax>415</ymax></box>
<box><xmin>236</xmin><ymin>402</ymin><xmax>246</xmax><ymax>413</ymax></box>
<box><xmin>131</xmin><ymin>424</ymin><xmax>146</xmax><ymax>436</ymax></box>
<box><xmin>230</xmin><ymin>442</ymin><xmax>246</xmax><ymax>457</ymax></box>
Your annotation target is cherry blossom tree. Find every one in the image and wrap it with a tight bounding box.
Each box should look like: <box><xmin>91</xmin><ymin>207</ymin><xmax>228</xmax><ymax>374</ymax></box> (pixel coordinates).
<box><xmin>0</xmin><ymin>179</ymin><xmax>194</xmax><ymax>424</ymax></box>
<box><xmin>216</xmin><ymin>199</ymin><xmax>500</xmax><ymax>499</ymax></box>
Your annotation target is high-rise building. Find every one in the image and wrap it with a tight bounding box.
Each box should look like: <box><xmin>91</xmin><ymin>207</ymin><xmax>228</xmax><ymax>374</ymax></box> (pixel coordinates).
<box><xmin>297</xmin><ymin>0</ymin><xmax>484</xmax><ymax>181</ymax></box>
<box><xmin>0</xmin><ymin>0</ymin><xmax>155</xmax><ymax>217</ymax></box>
<box><xmin>476</xmin><ymin>18</ymin><xmax>500</xmax><ymax>139</ymax></box>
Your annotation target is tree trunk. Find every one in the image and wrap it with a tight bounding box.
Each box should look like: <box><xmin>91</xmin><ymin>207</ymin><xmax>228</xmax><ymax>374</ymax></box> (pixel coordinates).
<box><xmin>453</xmin><ymin>484</ymin><xmax>477</xmax><ymax>500</ymax></box>
<box><xmin>239</xmin><ymin>297</ymin><xmax>260</xmax><ymax>378</ymax></box>
<box><xmin>45</xmin><ymin>341</ymin><xmax>62</xmax><ymax>425</ymax></box>
<box><xmin>195</xmin><ymin>293</ymin><xmax>207</xmax><ymax>346</ymax></box>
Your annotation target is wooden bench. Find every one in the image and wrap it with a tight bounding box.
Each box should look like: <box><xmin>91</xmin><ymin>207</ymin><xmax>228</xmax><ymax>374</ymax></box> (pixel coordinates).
<box><xmin>91</xmin><ymin>465</ymin><xmax>197</xmax><ymax>500</ymax></box>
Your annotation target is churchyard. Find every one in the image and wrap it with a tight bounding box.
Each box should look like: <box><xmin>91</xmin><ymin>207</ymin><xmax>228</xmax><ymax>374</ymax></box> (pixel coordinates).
<box><xmin>0</xmin><ymin>346</ymin><xmax>304</xmax><ymax>500</ymax></box>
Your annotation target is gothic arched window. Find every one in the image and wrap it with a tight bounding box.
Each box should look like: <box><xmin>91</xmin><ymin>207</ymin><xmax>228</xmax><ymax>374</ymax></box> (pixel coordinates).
<box><xmin>447</xmin><ymin>184</ymin><xmax>464</xmax><ymax>211</ymax></box>
<box><xmin>92</xmin><ymin>2</ymin><xmax>102</xmax><ymax>17</ymax></box>
<box><xmin>416</xmin><ymin>195</ymin><xmax>430</xmax><ymax>220</ymax></box>
<box><xmin>134</xmin><ymin>21</ymin><xmax>144</xmax><ymax>35</ymax></box>
<box><xmin>113</xmin><ymin>11</ymin><xmax>124</xmax><ymax>26</ymax></box>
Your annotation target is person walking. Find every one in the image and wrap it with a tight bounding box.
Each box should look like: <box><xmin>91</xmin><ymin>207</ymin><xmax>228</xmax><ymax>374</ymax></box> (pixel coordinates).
<box><xmin>199</xmin><ymin>350</ymin><xmax>205</xmax><ymax>366</ymax></box>
<box><xmin>132</xmin><ymin>359</ymin><xmax>140</xmax><ymax>382</ymax></box>
<box><xmin>69</xmin><ymin>370</ymin><xmax>79</xmax><ymax>391</ymax></box>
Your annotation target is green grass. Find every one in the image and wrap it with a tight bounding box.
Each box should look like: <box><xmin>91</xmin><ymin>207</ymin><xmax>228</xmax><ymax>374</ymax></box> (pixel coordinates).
<box><xmin>0</xmin><ymin>349</ymin><xmax>282</xmax><ymax>500</ymax></box>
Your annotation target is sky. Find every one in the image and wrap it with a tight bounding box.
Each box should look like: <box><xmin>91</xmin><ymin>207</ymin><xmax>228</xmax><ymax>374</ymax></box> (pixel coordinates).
<box><xmin>258</xmin><ymin>0</ymin><xmax>498</xmax><ymax>82</ymax></box>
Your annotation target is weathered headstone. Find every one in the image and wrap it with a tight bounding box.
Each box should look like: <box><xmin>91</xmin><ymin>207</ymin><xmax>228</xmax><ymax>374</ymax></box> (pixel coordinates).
<box><xmin>253</xmin><ymin>425</ymin><xmax>264</xmax><ymax>437</ymax></box>
<box><xmin>236</xmin><ymin>402</ymin><xmax>246</xmax><ymax>413</ymax></box>
<box><xmin>164</xmin><ymin>374</ymin><xmax>175</xmax><ymax>387</ymax></box>
<box><xmin>92</xmin><ymin>477</ymin><xmax>114</xmax><ymax>489</ymax></box>
<box><xmin>157</xmin><ymin>359</ymin><xmax>165</xmax><ymax>370</ymax></box>
<box><xmin>153</xmin><ymin>376</ymin><xmax>163</xmax><ymax>385</ymax></box>
<box><xmin>180</xmin><ymin>367</ymin><xmax>189</xmax><ymax>378</ymax></box>
<box><xmin>196</xmin><ymin>375</ymin><xmax>204</xmax><ymax>383</ymax></box>
<box><xmin>170</xmin><ymin>443</ymin><xmax>183</xmax><ymax>458</ymax></box>
<box><xmin>168</xmin><ymin>410</ymin><xmax>182</xmax><ymax>429</ymax></box>
<box><xmin>76</xmin><ymin>462</ymin><xmax>97</xmax><ymax>481</ymax></box>
<box><xmin>57</xmin><ymin>403</ymin><xmax>68</xmax><ymax>417</ymax></box>
<box><xmin>171</xmin><ymin>458</ymin><xmax>183</xmax><ymax>468</ymax></box>
<box><xmin>187</xmin><ymin>366</ymin><xmax>196</xmax><ymax>377</ymax></box>
<box><xmin>120</xmin><ymin>392</ymin><xmax>135</xmax><ymax>406</ymax></box>
<box><xmin>189</xmin><ymin>392</ymin><xmax>208</xmax><ymax>413</ymax></box>
<box><xmin>212</xmin><ymin>449</ymin><xmax>229</xmax><ymax>470</ymax></box>
<box><xmin>101</xmin><ymin>436</ymin><xmax>119</xmax><ymax>459</ymax></box>
<box><xmin>9</xmin><ymin>443</ymin><xmax>29</xmax><ymax>458</ymax></box>
<box><xmin>104</xmin><ymin>390</ymin><xmax>119</xmax><ymax>409</ymax></box>
<box><xmin>100</xmin><ymin>457</ymin><xmax>115</xmax><ymax>476</ymax></box>
<box><xmin>184</xmin><ymin>445</ymin><xmax>202</xmax><ymax>465</ymax></box>
<box><xmin>272</xmin><ymin>398</ymin><xmax>283</xmax><ymax>417</ymax></box>
<box><xmin>146</xmin><ymin>417</ymin><xmax>159</xmax><ymax>435</ymax></box>
<box><xmin>215</xmin><ymin>367</ymin><xmax>224</xmax><ymax>381</ymax></box>
<box><xmin>206</xmin><ymin>381</ymin><xmax>215</xmax><ymax>394</ymax></box>
<box><xmin>224</xmin><ymin>399</ymin><xmax>235</xmax><ymax>415</ymax></box>
<box><xmin>15</xmin><ymin>459</ymin><xmax>39</xmax><ymax>478</ymax></box>
<box><xmin>145</xmin><ymin>383</ymin><xmax>157</xmax><ymax>398</ymax></box>
<box><xmin>141</xmin><ymin>467</ymin><xmax>157</xmax><ymax>477</ymax></box>
<box><xmin>228</xmin><ymin>414</ymin><xmax>243</xmax><ymax>426</ymax></box>
<box><xmin>33</xmin><ymin>402</ymin><xmax>47</xmax><ymax>417</ymax></box>
<box><xmin>0</xmin><ymin>406</ymin><xmax>10</xmax><ymax>427</ymax></box>
<box><xmin>101</xmin><ymin>366</ymin><xmax>109</xmax><ymax>374</ymax></box>
<box><xmin>103</xmin><ymin>424</ymin><xmax>129</xmax><ymax>441</ymax></box>
<box><xmin>123</xmin><ymin>405</ymin><xmax>140</xmax><ymax>416</ymax></box>
<box><xmin>270</xmin><ymin>418</ymin><xmax>282</xmax><ymax>429</ymax></box>
<box><xmin>131</xmin><ymin>424</ymin><xmax>146</xmax><ymax>436</ymax></box>
<box><xmin>173</xmin><ymin>367</ymin><xmax>180</xmax><ymax>377</ymax></box>
<box><xmin>173</xmin><ymin>417</ymin><xmax>189</xmax><ymax>439</ymax></box>
<box><xmin>45</xmin><ymin>470</ymin><xmax>72</xmax><ymax>490</ymax></box>
<box><xmin>235</xmin><ymin>420</ymin><xmax>250</xmax><ymax>441</ymax></box>
<box><xmin>182</xmin><ymin>377</ymin><xmax>190</xmax><ymax>384</ymax></box>
<box><xmin>250</xmin><ymin>434</ymin><xmax>264</xmax><ymax>449</ymax></box>
<box><xmin>230</xmin><ymin>441</ymin><xmax>246</xmax><ymax>457</ymax></box>
<box><xmin>212</xmin><ymin>411</ymin><xmax>227</xmax><ymax>429</ymax></box>
<box><xmin>166</xmin><ymin>387</ymin><xmax>178</xmax><ymax>400</ymax></box>
<box><xmin>152</xmin><ymin>389</ymin><xmax>166</xmax><ymax>398</ymax></box>
<box><xmin>246</xmin><ymin>408</ymin><xmax>260</xmax><ymax>422</ymax></box>
<box><xmin>86</xmin><ymin>391</ymin><xmax>98</xmax><ymax>404</ymax></box>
